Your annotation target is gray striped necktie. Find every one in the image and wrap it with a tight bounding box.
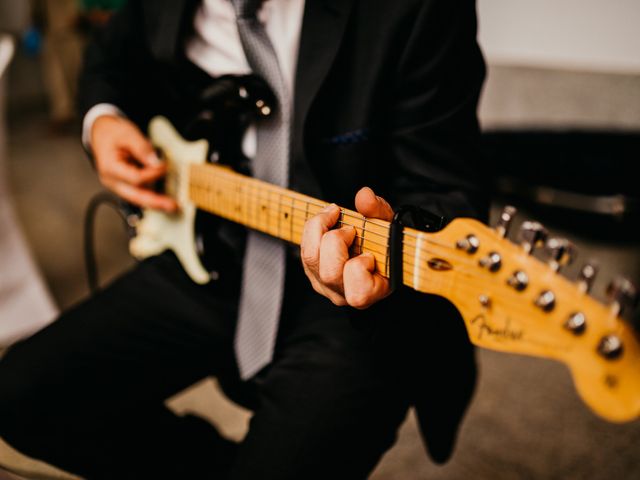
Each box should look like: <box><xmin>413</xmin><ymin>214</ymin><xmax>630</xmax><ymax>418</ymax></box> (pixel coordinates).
<box><xmin>231</xmin><ymin>0</ymin><xmax>290</xmax><ymax>380</ymax></box>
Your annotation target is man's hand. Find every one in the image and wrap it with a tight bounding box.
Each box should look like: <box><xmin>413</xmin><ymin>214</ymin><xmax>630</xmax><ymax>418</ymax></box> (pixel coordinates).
<box><xmin>300</xmin><ymin>187</ymin><xmax>394</xmax><ymax>309</ymax></box>
<box><xmin>91</xmin><ymin>115</ymin><xmax>178</xmax><ymax>212</ymax></box>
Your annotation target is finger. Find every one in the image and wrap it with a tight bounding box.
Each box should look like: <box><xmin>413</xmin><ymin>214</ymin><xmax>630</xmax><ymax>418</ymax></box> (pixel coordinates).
<box><xmin>300</xmin><ymin>204</ymin><xmax>341</xmax><ymax>269</ymax></box>
<box><xmin>318</xmin><ymin>226</ymin><xmax>356</xmax><ymax>290</ymax></box>
<box><xmin>101</xmin><ymin>155</ymin><xmax>166</xmax><ymax>187</ymax></box>
<box><xmin>355</xmin><ymin>187</ymin><xmax>394</xmax><ymax>221</ymax></box>
<box><xmin>343</xmin><ymin>253</ymin><xmax>390</xmax><ymax>309</ymax></box>
<box><xmin>123</xmin><ymin>125</ymin><xmax>163</xmax><ymax>168</ymax></box>
<box><xmin>105</xmin><ymin>179</ymin><xmax>178</xmax><ymax>212</ymax></box>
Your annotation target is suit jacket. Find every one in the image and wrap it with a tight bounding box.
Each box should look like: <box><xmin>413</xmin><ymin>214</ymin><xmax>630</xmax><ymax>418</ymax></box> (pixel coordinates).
<box><xmin>79</xmin><ymin>0</ymin><xmax>489</xmax><ymax>464</ymax></box>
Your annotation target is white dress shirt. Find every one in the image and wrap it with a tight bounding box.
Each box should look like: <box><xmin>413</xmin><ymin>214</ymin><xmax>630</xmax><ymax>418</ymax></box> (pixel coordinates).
<box><xmin>82</xmin><ymin>0</ymin><xmax>305</xmax><ymax>156</ymax></box>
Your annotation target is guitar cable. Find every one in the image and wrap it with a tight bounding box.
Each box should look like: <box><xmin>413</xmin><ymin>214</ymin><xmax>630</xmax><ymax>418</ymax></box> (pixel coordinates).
<box><xmin>83</xmin><ymin>191</ymin><xmax>139</xmax><ymax>294</ymax></box>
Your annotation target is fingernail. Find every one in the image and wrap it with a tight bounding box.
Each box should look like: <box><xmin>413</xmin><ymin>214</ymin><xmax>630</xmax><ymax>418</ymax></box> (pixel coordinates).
<box><xmin>322</xmin><ymin>203</ymin><xmax>337</xmax><ymax>213</ymax></box>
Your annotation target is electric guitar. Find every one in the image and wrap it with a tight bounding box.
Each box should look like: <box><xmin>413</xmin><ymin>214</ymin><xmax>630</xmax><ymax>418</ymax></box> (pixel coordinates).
<box><xmin>128</xmin><ymin>78</ymin><xmax>640</xmax><ymax>424</ymax></box>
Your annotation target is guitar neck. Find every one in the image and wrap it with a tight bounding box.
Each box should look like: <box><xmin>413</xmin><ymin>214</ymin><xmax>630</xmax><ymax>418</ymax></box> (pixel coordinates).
<box><xmin>189</xmin><ymin>162</ymin><xmax>436</xmax><ymax>292</ymax></box>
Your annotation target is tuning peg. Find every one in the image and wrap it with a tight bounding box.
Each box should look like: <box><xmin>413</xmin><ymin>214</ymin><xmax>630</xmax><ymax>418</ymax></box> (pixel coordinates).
<box><xmin>495</xmin><ymin>205</ymin><xmax>517</xmax><ymax>238</ymax></box>
<box><xmin>543</xmin><ymin>237</ymin><xmax>576</xmax><ymax>272</ymax></box>
<box><xmin>517</xmin><ymin>221</ymin><xmax>548</xmax><ymax>254</ymax></box>
<box><xmin>606</xmin><ymin>277</ymin><xmax>638</xmax><ymax>318</ymax></box>
<box><xmin>577</xmin><ymin>262</ymin><xmax>598</xmax><ymax>294</ymax></box>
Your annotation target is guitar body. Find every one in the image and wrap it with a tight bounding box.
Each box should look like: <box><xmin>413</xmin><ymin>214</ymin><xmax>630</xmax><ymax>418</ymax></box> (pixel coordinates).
<box><xmin>129</xmin><ymin>117</ymin><xmax>211</xmax><ymax>284</ymax></box>
<box><xmin>130</xmin><ymin>75</ymin><xmax>275</xmax><ymax>284</ymax></box>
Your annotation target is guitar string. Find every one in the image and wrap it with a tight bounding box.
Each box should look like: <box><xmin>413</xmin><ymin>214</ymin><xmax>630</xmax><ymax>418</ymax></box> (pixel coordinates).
<box><xmin>190</xmin><ymin>181</ymin><xmax>510</xmax><ymax>273</ymax></box>
<box><xmin>190</xmin><ymin>173</ymin><xmax>471</xmax><ymax>253</ymax></box>
<box><xmin>192</xmin><ymin>184</ymin><xmax>514</xmax><ymax>283</ymax></box>
<box><xmin>189</xmin><ymin>170</ymin><xmax>571</xmax><ymax>282</ymax></box>
<box><xmin>190</xmin><ymin>181</ymin><xmax>480</xmax><ymax>268</ymax></box>
<box><xmin>192</xmin><ymin>167</ymin><xmax>462</xmax><ymax>250</ymax></box>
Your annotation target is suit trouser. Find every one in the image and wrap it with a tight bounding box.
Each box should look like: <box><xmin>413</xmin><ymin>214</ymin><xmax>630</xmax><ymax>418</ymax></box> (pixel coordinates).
<box><xmin>0</xmin><ymin>251</ymin><xmax>411</xmax><ymax>479</ymax></box>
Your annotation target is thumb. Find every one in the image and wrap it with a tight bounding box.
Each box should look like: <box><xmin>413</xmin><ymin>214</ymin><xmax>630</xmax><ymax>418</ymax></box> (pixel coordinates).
<box><xmin>124</xmin><ymin>123</ymin><xmax>162</xmax><ymax>168</ymax></box>
<box><xmin>355</xmin><ymin>187</ymin><xmax>394</xmax><ymax>221</ymax></box>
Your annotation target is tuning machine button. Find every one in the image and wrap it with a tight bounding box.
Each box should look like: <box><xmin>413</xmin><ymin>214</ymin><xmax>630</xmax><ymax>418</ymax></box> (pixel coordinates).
<box><xmin>456</xmin><ymin>234</ymin><xmax>480</xmax><ymax>254</ymax></box>
<box><xmin>606</xmin><ymin>276</ymin><xmax>638</xmax><ymax>318</ymax></box>
<box><xmin>598</xmin><ymin>335</ymin><xmax>624</xmax><ymax>360</ymax></box>
<box><xmin>507</xmin><ymin>271</ymin><xmax>529</xmax><ymax>291</ymax></box>
<box><xmin>535</xmin><ymin>290</ymin><xmax>556</xmax><ymax>312</ymax></box>
<box><xmin>577</xmin><ymin>262</ymin><xmax>598</xmax><ymax>294</ymax></box>
<box><xmin>543</xmin><ymin>237</ymin><xmax>576</xmax><ymax>272</ymax></box>
<box><xmin>518</xmin><ymin>221</ymin><xmax>548</xmax><ymax>254</ymax></box>
<box><xmin>496</xmin><ymin>205</ymin><xmax>517</xmax><ymax>238</ymax></box>
<box><xmin>479</xmin><ymin>252</ymin><xmax>502</xmax><ymax>272</ymax></box>
<box><xmin>564</xmin><ymin>312</ymin><xmax>587</xmax><ymax>335</ymax></box>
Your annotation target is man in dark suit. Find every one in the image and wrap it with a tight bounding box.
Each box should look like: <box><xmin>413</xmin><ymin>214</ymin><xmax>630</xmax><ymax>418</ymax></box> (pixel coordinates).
<box><xmin>0</xmin><ymin>0</ymin><xmax>488</xmax><ymax>478</ymax></box>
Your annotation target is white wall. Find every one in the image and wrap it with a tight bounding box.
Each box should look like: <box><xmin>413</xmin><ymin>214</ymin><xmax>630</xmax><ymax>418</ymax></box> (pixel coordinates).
<box><xmin>478</xmin><ymin>0</ymin><xmax>640</xmax><ymax>73</ymax></box>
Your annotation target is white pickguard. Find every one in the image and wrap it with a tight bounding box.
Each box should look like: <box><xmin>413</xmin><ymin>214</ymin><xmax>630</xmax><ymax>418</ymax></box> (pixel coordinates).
<box><xmin>129</xmin><ymin>116</ymin><xmax>211</xmax><ymax>284</ymax></box>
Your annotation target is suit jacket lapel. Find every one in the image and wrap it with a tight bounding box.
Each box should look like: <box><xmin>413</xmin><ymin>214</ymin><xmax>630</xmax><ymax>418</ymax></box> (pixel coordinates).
<box><xmin>294</xmin><ymin>0</ymin><xmax>356</xmax><ymax>133</ymax></box>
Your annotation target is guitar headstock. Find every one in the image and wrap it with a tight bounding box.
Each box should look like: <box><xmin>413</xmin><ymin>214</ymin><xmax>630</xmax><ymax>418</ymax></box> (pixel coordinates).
<box><xmin>416</xmin><ymin>206</ymin><xmax>640</xmax><ymax>422</ymax></box>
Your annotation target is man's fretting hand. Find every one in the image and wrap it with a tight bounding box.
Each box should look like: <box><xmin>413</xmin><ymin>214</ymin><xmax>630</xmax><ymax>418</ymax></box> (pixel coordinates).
<box><xmin>91</xmin><ymin>115</ymin><xmax>178</xmax><ymax>212</ymax></box>
<box><xmin>300</xmin><ymin>187</ymin><xmax>394</xmax><ymax>309</ymax></box>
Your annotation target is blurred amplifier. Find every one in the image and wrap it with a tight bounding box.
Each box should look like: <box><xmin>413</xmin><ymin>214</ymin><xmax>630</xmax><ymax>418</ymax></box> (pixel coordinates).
<box><xmin>482</xmin><ymin>130</ymin><xmax>640</xmax><ymax>220</ymax></box>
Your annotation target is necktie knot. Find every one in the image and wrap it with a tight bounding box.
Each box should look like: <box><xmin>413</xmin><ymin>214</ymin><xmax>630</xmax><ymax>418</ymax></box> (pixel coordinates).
<box><xmin>231</xmin><ymin>0</ymin><xmax>264</xmax><ymax>19</ymax></box>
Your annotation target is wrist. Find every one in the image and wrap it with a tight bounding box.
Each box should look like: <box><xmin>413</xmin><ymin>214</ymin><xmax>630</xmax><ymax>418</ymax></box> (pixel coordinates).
<box><xmin>82</xmin><ymin>103</ymin><xmax>125</xmax><ymax>152</ymax></box>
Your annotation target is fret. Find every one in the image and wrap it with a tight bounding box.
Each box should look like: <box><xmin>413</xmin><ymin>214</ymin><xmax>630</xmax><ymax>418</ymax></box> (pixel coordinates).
<box><xmin>277</xmin><ymin>193</ymin><xmax>282</xmax><ymax>240</ymax></box>
<box><xmin>288</xmin><ymin>195</ymin><xmax>295</xmax><ymax>243</ymax></box>
<box><xmin>258</xmin><ymin>184</ymin><xmax>267</xmax><ymax>231</ymax></box>
<box><xmin>251</xmin><ymin>182</ymin><xmax>258</xmax><ymax>231</ymax></box>
<box><xmin>292</xmin><ymin>197</ymin><xmax>306</xmax><ymax>244</ymax></box>
<box><xmin>268</xmin><ymin>188</ymin><xmax>277</xmax><ymax>237</ymax></box>
<box><xmin>235</xmin><ymin>178</ymin><xmax>242</xmax><ymax>223</ymax></box>
<box><xmin>360</xmin><ymin>217</ymin><xmax>367</xmax><ymax>255</ymax></box>
<box><xmin>412</xmin><ymin>231</ymin><xmax>424</xmax><ymax>290</ymax></box>
<box><xmin>241</xmin><ymin>181</ymin><xmax>247</xmax><ymax>226</ymax></box>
